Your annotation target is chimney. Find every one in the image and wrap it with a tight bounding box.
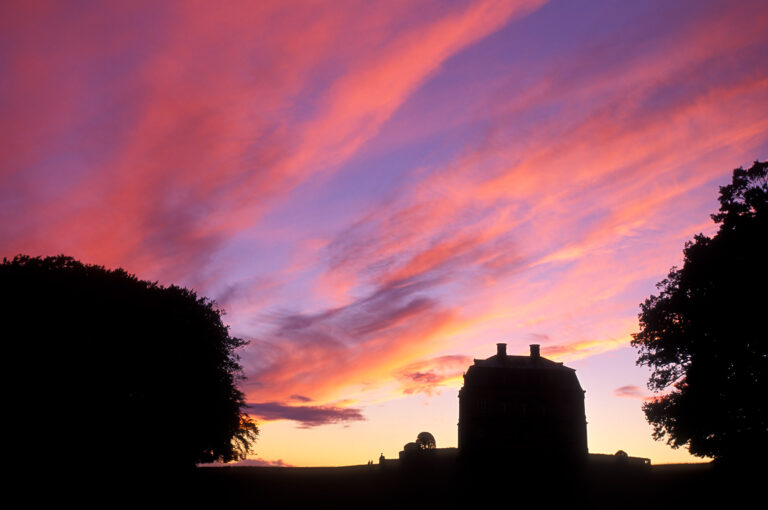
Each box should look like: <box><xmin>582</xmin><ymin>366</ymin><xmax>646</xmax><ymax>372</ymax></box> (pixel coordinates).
<box><xmin>497</xmin><ymin>343</ymin><xmax>507</xmax><ymax>357</ymax></box>
<box><xmin>530</xmin><ymin>344</ymin><xmax>540</xmax><ymax>359</ymax></box>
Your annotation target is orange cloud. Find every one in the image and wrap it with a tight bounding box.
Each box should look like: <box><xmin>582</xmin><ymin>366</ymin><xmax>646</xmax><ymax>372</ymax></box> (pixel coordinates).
<box><xmin>242</xmin><ymin>275</ymin><xmax>468</xmax><ymax>403</ymax></box>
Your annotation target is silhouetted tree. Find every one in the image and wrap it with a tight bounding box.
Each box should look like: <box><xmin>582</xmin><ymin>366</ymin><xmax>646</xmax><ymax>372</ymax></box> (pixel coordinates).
<box><xmin>2</xmin><ymin>255</ymin><xmax>258</xmax><ymax>473</ymax></box>
<box><xmin>416</xmin><ymin>431</ymin><xmax>436</xmax><ymax>450</ymax></box>
<box><xmin>631</xmin><ymin>161</ymin><xmax>767</xmax><ymax>463</ymax></box>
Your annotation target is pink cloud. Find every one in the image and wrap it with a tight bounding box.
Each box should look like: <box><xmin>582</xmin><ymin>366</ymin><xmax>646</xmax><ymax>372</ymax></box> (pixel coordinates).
<box><xmin>290</xmin><ymin>2</ymin><xmax>768</xmax><ymax>398</ymax></box>
<box><xmin>613</xmin><ymin>385</ymin><xmax>661</xmax><ymax>402</ymax></box>
<box><xmin>396</xmin><ymin>354</ymin><xmax>472</xmax><ymax>395</ymax></box>
<box><xmin>199</xmin><ymin>457</ymin><xmax>293</xmax><ymax>468</ymax></box>
<box><xmin>2</xmin><ymin>2</ymin><xmax>767</xmax><ymax>448</ymax></box>
<box><xmin>0</xmin><ymin>1</ymin><xmax>544</xmax><ymax>285</ymax></box>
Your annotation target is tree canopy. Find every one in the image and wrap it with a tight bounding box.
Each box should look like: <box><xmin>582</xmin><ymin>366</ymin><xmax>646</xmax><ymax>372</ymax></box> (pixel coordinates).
<box><xmin>631</xmin><ymin>161</ymin><xmax>767</xmax><ymax>462</ymax></box>
<box><xmin>1</xmin><ymin>255</ymin><xmax>257</xmax><ymax>472</ymax></box>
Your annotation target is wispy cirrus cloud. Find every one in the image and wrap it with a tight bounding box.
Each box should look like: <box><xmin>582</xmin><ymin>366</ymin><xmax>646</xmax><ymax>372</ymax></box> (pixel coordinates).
<box><xmin>3</xmin><ymin>0</ymin><xmax>768</xmax><ymax>464</ymax></box>
<box><xmin>0</xmin><ymin>0</ymin><xmax>543</xmax><ymax>285</ymax></box>
<box><xmin>243</xmin><ymin>0</ymin><xmax>768</xmax><ymax>405</ymax></box>
<box><xmin>307</xmin><ymin>0</ymin><xmax>768</xmax><ymax>368</ymax></box>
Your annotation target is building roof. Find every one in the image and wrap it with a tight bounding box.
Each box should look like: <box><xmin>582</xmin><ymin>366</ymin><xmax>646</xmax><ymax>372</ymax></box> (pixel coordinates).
<box><xmin>470</xmin><ymin>343</ymin><xmax>573</xmax><ymax>371</ymax></box>
<box><xmin>462</xmin><ymin>343</ymin><xmax>584</xmax><ymax>393</ymax></box>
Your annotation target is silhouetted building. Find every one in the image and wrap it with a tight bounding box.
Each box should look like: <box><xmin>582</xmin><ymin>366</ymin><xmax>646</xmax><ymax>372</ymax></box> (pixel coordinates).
<box><xmin>458</xmin><ymin>343</ymin><xmax>588</xmax><ymax>463</ymax></box>
<box><xmin>398</xmin><ymin>432</ymin><xmax>458</xmax><ymax>468</ymax></box>
<box><xmin>398</xmin><ymin>446</ymin><xmax>458</xmax><ymax>467</ymax></box>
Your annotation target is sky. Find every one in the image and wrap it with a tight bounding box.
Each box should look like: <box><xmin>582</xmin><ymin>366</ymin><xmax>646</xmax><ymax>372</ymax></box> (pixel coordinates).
<box><xmin>2</xmin><ymin>0</ymin><xmax>767</xmax><ymax>467</ymax></box>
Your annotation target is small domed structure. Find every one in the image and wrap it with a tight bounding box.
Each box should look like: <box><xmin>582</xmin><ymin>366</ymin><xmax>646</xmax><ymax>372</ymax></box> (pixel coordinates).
<box><xmin>403</xmin><ymin>442</ymin><xmax>418</xmax><ymax>453</ymax></box>
<box><xmin>416</xmin><ymin>432</ymin><xmax>436</xmax><ymax>450</ymax></box>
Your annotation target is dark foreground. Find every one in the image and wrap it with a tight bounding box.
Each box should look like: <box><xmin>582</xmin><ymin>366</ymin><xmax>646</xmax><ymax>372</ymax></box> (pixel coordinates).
<box><xmin>180</xmin><ymin>461</ymin><xmax>760</xmax><ymax>509</ymax></box>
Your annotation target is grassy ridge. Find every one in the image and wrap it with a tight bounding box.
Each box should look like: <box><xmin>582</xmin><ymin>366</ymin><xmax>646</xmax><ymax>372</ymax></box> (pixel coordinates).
<box><xmin>187</xmin><ymin>462</ymin><xmax>753</xmax><ymax>508</ymax></box>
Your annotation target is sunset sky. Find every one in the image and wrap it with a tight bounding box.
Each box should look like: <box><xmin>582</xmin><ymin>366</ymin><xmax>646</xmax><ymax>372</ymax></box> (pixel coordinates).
<box><xmin>3</xmin><ymin>0</ymin><xmax>767</xmax><ymax>467</ymax></box>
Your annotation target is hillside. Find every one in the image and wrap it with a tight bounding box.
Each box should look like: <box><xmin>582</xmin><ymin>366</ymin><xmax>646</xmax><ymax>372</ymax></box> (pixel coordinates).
<box><xmin>189</xmin><ymin>461</ymin><xmax>754</xmax><ymax>508</ymax></box>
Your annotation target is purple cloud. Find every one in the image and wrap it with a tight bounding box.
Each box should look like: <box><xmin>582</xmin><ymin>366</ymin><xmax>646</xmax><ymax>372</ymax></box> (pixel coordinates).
<box><xmin>247</xmin><ymin>402</ymin><xmax>366</xmax><ymax>428</ymax></box>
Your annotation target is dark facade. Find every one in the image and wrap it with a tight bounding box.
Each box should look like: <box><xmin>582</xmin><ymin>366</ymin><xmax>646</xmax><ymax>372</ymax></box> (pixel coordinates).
<box><xmin>458</xmin><ymin>343</ymin><xmax>588</xmax><ymax>462</ymax></box>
